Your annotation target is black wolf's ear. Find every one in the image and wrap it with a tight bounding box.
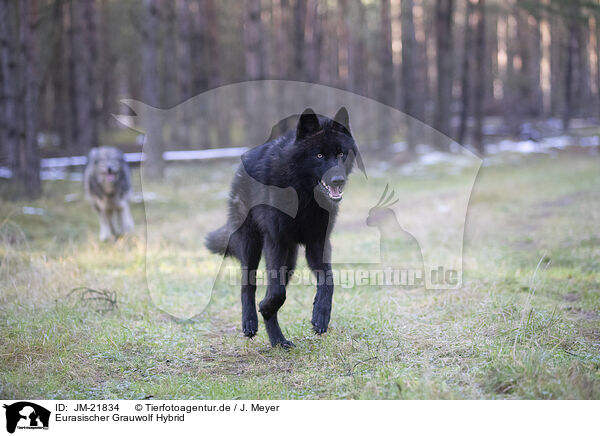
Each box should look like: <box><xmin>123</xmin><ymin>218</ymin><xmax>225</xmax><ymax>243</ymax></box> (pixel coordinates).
<box><xmin>332</xmin><ymin>106</ymin><xmax>352</xmax><ymax>137</ymax></box>
<box><xmin>296</xmin><ymin>108</ymin><xmax>321</xmax><ymax>139</ymax></box>
<box><xmin>348</xmin><ymin>148</ymin><xmax>367</xmax><ymax>179</ymax></box>
<box><xmin>333</xmin><ymin>107</ymin><xmax>349</xmax><ymax>128</ymax></box>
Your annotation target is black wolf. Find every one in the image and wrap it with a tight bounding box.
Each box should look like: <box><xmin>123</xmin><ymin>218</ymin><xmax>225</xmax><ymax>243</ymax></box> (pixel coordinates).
<box><xmin>206</xmin><ymin>107</ymin><xmax>362</xmax><ymax>347</ymax></box>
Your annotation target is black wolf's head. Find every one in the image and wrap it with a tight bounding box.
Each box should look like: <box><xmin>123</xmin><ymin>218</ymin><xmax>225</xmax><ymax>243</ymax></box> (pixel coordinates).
<box><xmin>291</xmin><ymin>107</ymin><xmax>364</xmax><ymax>207</ymax></box>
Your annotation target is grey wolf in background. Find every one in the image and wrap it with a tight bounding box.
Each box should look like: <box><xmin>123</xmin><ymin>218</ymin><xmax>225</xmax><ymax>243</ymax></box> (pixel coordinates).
<box><xmin>84</xmin><ymin>146</ymin><xmax>134</xmax><ymax>241</ymax></box>
<box><xmin>205</xmin><ymin>107</ymin><xmax>363</xmax><ymax>348</ymax></box>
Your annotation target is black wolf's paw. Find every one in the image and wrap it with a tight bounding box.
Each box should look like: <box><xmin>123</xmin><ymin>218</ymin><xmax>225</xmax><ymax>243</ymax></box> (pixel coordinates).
<box><xmin>312</xmin><ymin>323</ymin><xmax>328</xmax><ymax>335</ymax></box>
<box><xmin>242</xmin><ymin>318</ymin><xmax>258</xmax><ymax>338</ymax></box>
<box><xmin>311</xmin><ymin>309</ymin><xmax>330</xmax><ymax>335</ymax></box>
<box><xmin>273</xmin><ymin>339</ymin><xmax>296</xmax><ymax>349</ymax></box>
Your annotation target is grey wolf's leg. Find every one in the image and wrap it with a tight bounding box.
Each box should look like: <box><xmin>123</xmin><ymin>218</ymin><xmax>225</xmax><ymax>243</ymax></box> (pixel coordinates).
<box><xmin>120</xmin><ymin>202</ymin><xmax>135</xmax><ymax>234</ymax></box>
<box><xmin>98</xmin><ymin>208</ymin><xmax>113</xmax><ymax>242</ymax></box>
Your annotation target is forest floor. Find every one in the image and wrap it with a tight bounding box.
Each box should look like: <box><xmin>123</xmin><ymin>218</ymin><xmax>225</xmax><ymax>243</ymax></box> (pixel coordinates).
<box><xmin>1</xmin><ymin>151</ymin><xmax>599</xmax><ymax>399</ymax></box>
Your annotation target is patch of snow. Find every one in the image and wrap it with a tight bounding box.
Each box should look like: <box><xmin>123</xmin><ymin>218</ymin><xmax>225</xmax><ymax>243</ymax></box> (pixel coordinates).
<box><xmin>41</xmin><ymin>155</ymin><xmax>87</xmax><ymax>168</ymax></box>
<box><xmin>1</xmin><ymin>147</ymin><xmax>249</xmax><ymax>181</ymax></box>
<box><xmin>519</xmin><ymin>123</ymin><xmax>542</xmax><ymax>141</ymax></box>
<box><xmin>125</xmin><ymin>152</ymin><xmax>144</xmax><ymax>163</ymax></box>
<box><xmin>486</xmin><ymin>135</ymin><xmax>599</xmax><ymax>155</ymax></box>
<box><xmin>163</xmin><ymin>147</ymin><xmax>248</xmax><ymax>161</ymax></box>
<box><xmin>130</xmin><ymin>191</ymin><xmax>165</xmax><ymax>203</ymax></box>
<box><xmin>0</xmin><ymin>167</ymin><xmax>12</xmax><ymax>178</ymax></box>
<box><xmin>391</xmin><ymin>142</ymin><xmax>407</xmax><ymax>153</ymax></box>
<box><xmin>419</xmin><ymin>151</ymin><xmax>448</xmax><ymax>165</ymax></box>
<box><xmin>399</xmin><ymin>165</ymin><xmax>417</xmax><ymax>176</ymax></box>
<box><xmin>449</xmin><ymin>142</ymin><xmax>462</xmax><ymax>153</ymax></box>
<box><xmin>40</xmin><ymin>168</ymin><xmax>83</xmax><ymax>181</ymax></box>
<box><xmin>437</xmin><ymin>204</ymin><xmax>450</xmax><ymax>214</ymax></box>
<box><xmin>419</xmin><ymin>151</ymin><xmax>476</xmax><ymax>168</ymax></box>
<box><xmin>542</xmin><ymin>136</ymin><xmax>571</xmax><ymax>149</ymax></box>
<box><xmin>22</xmin><ymin>206</ymin><xmax>45</xmax><ymax>216</ymax></box>
<box><xmin>544</xmin><ymin>118</ymin><xmax>563</xmax><ymax>130</ymax></box>
<box><xmin>486</xmin><ymin>139</ymin><xmax>540</xmax><ymax>154</ymax></box>
<box><xmin>569</xmin><ymin>118</ymin><xmax>597</xmax><ymax>129</ymax></box>
<box><xmin>580</xmin><ymin>136</ymin><xmax>600</xmax><ymax>147</ymax></box>
<box><xmin>65</xmin><ymin>193</ymin><xmax>80</xmax><ymax>203</ymax></box>
<box><xmin>36</xmin><ymin>147</ymin><xmax>248</xmax><ymax>170</ymax></box>
<box><xmin>415</xmin><ymin>144</ymin><xmax>434</xmax><ymax>155</ymax></box>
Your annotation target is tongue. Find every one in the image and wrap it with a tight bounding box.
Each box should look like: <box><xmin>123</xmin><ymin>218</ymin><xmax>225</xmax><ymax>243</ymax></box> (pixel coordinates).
<box><xmin>105</xmin><ymin>174</ymin><xmax>116</xmax><ymax>182</ymax></box>
<box><xmin>329</xmin><ymin>185</ymin><xmax>341</xmax><ymax>197</ymax></box>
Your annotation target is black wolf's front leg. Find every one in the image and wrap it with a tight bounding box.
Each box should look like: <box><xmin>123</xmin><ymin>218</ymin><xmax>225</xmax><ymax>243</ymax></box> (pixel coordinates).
<box><xmin>306</xmin><ymin>239</ymin><xmax>334</xmax><ymax>334</ymax></box>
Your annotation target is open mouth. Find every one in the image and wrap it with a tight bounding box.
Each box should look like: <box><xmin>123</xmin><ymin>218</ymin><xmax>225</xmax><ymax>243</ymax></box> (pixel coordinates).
<box><xmin>103</xmin><ymin>173</ymin><xmax>116</xmax><ymax>182</ymax></box>
<box><xmin>319</xmin><ymin>179</ymin><xmax>344</xmax><ymax>201</ymax></box>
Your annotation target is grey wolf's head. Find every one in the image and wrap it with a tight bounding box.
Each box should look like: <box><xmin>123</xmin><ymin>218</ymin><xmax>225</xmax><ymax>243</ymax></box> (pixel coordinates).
<box><xmin>87</xmin><ymin>146</ymin><xmax>128</xmax><ymax>195</ymax></box>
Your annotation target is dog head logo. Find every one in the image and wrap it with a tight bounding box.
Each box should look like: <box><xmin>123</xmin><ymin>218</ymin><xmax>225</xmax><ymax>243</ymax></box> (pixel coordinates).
<box><xmin>3</xmin><ymin>402</ymin><xmax>50</xmax><ymax>433</ymax></box>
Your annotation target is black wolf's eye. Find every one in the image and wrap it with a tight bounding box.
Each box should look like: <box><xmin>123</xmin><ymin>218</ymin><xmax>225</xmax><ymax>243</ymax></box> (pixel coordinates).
<box><xmin>317</xmin><ymin>153</ymin><xmax>323</xmax><ymax>158</ymax></box>
<box><xmin>337</xmin><ymin>152</ymin><xmax>344</xmax><ymax>158</ymax></box>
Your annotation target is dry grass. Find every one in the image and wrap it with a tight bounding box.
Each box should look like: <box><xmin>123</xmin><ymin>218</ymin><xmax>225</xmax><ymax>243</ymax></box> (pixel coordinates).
<box><xmin>0</xmin><ymin>154</ymin><xmax>599</xmax><ymax>399</ymax></box>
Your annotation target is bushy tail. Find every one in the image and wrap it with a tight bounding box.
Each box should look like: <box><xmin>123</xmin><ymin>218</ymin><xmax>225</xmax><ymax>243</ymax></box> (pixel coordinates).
<box><xmin>205</xmin><ymin>225</ymin><xmax>231</xmax><ymax>256</ymax></box>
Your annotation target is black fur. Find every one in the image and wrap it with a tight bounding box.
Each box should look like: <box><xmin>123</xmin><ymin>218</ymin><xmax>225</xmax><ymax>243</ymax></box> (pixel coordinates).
<box><xmin>206</xmin><ymin>107</ymin><xmax>360</xmax><ymax>347</ymax></box>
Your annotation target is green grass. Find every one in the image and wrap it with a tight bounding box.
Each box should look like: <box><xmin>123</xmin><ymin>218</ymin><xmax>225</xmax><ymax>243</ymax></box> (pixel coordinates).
<box><xmin>1</xmin><ymin>154</ymin><xmax>599</xmax><ymax>399</ymax></box>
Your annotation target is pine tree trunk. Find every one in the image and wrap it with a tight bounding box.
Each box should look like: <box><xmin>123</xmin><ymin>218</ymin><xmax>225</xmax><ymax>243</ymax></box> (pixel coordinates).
<box><xmin>161</xmin><ymin>0</ymin><xmax>178</xmax><ymax>108</ymax></box>
<box><xmin>203</xmin><ymin>0</ymin><xmax>229</xmax><ymax>147</ymax></box>
<box><xmin>244</xmin><ymin>0</ymin><xmax>265</xmax><ymax>145</ymax></box>
<box><xmin>0</xmin><ymin>0</ymin><xmax>18</xmax><ymax>172</ymax></box>
<box><xmin>18</xmin><ymin>0</ymin><xmax>41</xmax><ymax>198</ymax></box>
<box><xmin>177</xmin><ymin>0</ymin><xmax>192</xmax><ymax>101</ymax></box>
<box><xmin>379</xmin><ymin>0</ymin><xmax>395</xmax><ymax>107</ymax></box>
<box><xmin>293</xmin><ymin>0</ymin><xmax>307</xmax><ymax>80</ymax></box>
<box><xmin>530</xmin><ymin>13</ymin><xmax>542</xmax><ymax>117</ymax></box>
<box><xmin>472</xmin><ymin>0</ymin><xmax>485</xmax><ymax>153</ymax></box>
<box><xmin>244</xmin><ymin>0</ymin><xmax>264</xmax><ymax>81</ymax></box>
<box><xmin>303</xmin><ymin>0</ymin><xmax>320</xmax><ymax>83</ymax></box>
<box><xmin>354</xmin><ymin>0</ymin><xmax>368</xmax><ymax>97</ymax></box>
<box><xmin>273</xmin><ymin>0</ymin><xmax>289</xmax><ymax>78</ymax></box>
<box><xmin>69</xmin><ymin>0</ymin><xmax>98</xmax><ymax>153</ymax></box>
<box><xmin>177</xmin><ymin>0</ymin><xmax>193</xmax><ymax>147</ymax></box>
<box><xmin>433</xmin><ymin>0</ymin><xmax>454</xmax><ymax>148</ymax></box>
<box><xmin>597</xmin><ymin>16</ymin><xmax>600</xmax><ymax>118</ymax></box>
<box><xmin>401</xmin><ymin>0</ymin><xmax>418</xmax><ymax>151</ymax></box>
<box><xmin>338</xmin><ymin>0</ymin><xmax>350</xmax><ymax>90</ymax></box>
<box><xmin>457</xmin><ymin>0</ymin><xmax>474</xmax><ymax>146</ymax></box>
<box><xmin>563</xmin><ymin>22</ymin><xmax>576</xmax><ymax>131</ymax></box>
<box><xmin>412</xmin><ymin>0</ymin><xmax>428</xmax><ymax>121</ymax></box>
<box><xmin>142</xmin><ymin>0</ymin><xmax>164</xmax><ymax>178</ymax></box>
<box><xmin>191</xmin><ymin>0</ymin><xmax>208</xmax><ymax>94</ymax></box>
<box><xmin>376</xmin><ymin>0</ymin><xmax>394</xmax><ymax>146</ymax></box>
<box><xmin>98</xmin><ymin>0</ymin><xmax>113</xmax><ymax>131</ymax></box>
